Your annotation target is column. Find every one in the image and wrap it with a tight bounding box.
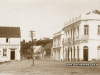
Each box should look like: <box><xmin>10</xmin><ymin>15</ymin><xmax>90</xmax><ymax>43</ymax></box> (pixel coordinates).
<box><xmin>79</xmin><ymin>46</ymin><xmax>83</xmax><ymax>60</ymax></box>
<box><xmin>56</xmin><ymin>49</ymin><xmax>58</xmax><ymax>60</ymax></box>
<box><xmin>75</xmin><ymin>48</ymin><xmax>77</xmax><ymax>61</ymax></box>
<box><xmin>69</xmin><ymin>48</ymin><xmax>71</xmax><ymax>61</ymax></box>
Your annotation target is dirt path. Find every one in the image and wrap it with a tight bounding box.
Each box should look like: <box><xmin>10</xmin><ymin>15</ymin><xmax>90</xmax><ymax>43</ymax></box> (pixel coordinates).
<box><xmin>0</xmin><ymin>59</ymin><xmax>100</xmax><ymax>75</ymax></box>
<box><xmin>0</xmin><ymin>59</ymin><xmax>36</xmax><ymax>75</ymax></box>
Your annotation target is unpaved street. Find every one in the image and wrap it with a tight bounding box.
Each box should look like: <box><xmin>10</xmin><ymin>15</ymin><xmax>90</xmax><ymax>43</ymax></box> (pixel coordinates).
<box><xmin>0</xmin><ymin>59</ymin><xmax>100</xmax><ymax>75</ymax></box>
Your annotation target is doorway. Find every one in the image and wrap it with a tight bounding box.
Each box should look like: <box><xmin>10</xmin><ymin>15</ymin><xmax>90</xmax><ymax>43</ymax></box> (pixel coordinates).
<box><xmin>10</xmin><ymin>50</ymin><xmax>15</xmax><ymax>60</ymax></box>
<box><xmin>77</xmin><ymin>46</ymin><xmax>79</xmax><ymax>61</ymax></box>
<box><xmin>97</xmin><ymin>46</ymin><xmax>100</xmax><ymax>59</ymax></box>
<box><xmin>71</xmin><ymin>47</ymin><xmax>72</xmax><ymax>61</ymax></box>
<box><xmin>68</xmin><ymin>48</ymin><xmax>69</xmax><ymax>61</ymax></box>
<box><xmin>83</xmin><ymin>46</ymin><xmax>88</xmax><ymax>61</ymax></box>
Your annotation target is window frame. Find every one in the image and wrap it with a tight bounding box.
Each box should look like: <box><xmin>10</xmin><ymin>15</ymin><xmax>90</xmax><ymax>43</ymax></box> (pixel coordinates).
<box><xmin>6</xmin><ymin>38</ymin><xmax>9</xmax><ymax>43</ymax></box>
<box><xmin>98</xmin><ymin>25</ymin><xmax>100</xmax><ymax>35</ymax></box>
<box><xmin>3</xmin><ymin>49</ymin><xmax>7</xmax><ymax>56</ymax></box>
<box><xmin>84</xmin><ymin>25</ymin><xmax>89</xmax><ymax>35</ymax></box>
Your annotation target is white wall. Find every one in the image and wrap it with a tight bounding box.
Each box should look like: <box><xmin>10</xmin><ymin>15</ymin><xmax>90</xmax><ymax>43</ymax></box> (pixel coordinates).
<box><xmin>0</xmin><ymin>38</ymin><xmax>21</xmax><ymax>62</ymax></box>
<box><xmin>0</xmin><ymin>38</ymin><xmax>20</xmax><ymax>44</ymax></box>
<box><xmin>9</xmin><ymin>38</ymin><xmax>20</xmax><ymax>44</ymax></box>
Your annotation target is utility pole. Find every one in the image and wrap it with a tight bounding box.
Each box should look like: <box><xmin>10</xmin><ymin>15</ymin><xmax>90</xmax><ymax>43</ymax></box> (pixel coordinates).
<box><xmin>30</xmin><ymin>30</ymin><xmax>35</xmax><ymax>66</ymax></box>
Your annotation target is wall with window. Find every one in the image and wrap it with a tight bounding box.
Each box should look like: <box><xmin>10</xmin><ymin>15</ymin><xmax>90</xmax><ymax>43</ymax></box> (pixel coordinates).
<box><xmin>63</xmin><ymin>20</ymin><xmax>100</xmax><ymax>61</ymax></box>
<box><xmin>0</xmin><ymin>37</ymin><xmax>21</xmax><ymax>62</ymax></box>
<box><xmin>52</xmin><ymin>31</ymin><xmax>64</xmax><ymax>61</ymax></box>
<box><xmin>0</xmin><ymin>48</ymin><xmax>9</xmax><ymax>61</ymax></box>
<box><xmin>0</xmin><ymin>38</ymin><xmax>20</xmax><ymax>44</ymax></box>
<box><xmin>63</xmin><ymin>21</ymin><xmax>81</xmax><ymax>43</ymax></box>
<box><xmin>80</xmin><ymin>20</ymin><xmax>100</xmax><ymax>40</ymax></box>
<box><xmin>53</xmin><ymin>31</ymin><xmax>64</xmax><ymax>47</ymax></box>
<box><xmin>79</xmin><ymin>40</ymin><xmax>100</xmax><ymax>60</ymax></box>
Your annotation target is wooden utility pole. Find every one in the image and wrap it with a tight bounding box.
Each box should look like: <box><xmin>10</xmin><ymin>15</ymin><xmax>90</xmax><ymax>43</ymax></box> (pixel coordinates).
<box><xmin>30</xmin><ymin>30</ymin><xmax>35</xmax><ymax>66</ymax></box>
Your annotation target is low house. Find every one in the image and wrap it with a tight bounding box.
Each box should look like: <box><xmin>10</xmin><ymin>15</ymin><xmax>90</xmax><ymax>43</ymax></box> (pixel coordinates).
<box><xmin>0</xmin><ymin>27</ymin><xmax>21</xmax><ymax>62</ymax></box>
<box><xmin>41</xmin><ymin>43</ymin><xmax>53</xmax><ymax>60</ymax></box>
<box><xmin>33</xmin><ymin>46</ymin><xmax>43</xmax><ymax>59</ymax></box>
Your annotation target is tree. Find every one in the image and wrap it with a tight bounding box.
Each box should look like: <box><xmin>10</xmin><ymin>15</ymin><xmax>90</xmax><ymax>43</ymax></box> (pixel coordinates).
<box><xmin>21</xmin><ymin>38</ymin><xmax>53</xmax><ymax>58</ymax></box>
<box><xmin>36</xmin><ymin>39</ymin><xmax>53</xmax><ymax>47</ymax></box>
<box><xmin>21</xmin><ymin>39</ymin><xmax>32</xmax><ymax>58</ymax></box>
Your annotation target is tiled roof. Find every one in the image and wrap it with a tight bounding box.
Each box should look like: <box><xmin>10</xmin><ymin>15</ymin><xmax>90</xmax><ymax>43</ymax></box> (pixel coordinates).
<box><xmin>0</xmin><ymin>27</ymin><xmax>21</xmax><ymax>37</ymax></box>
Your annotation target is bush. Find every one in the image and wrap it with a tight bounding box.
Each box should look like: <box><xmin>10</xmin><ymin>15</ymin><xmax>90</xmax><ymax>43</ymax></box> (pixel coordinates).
<box><xmin>35</xmin><ymin>56</ymin><xmax>40</xmax><ymax>59</ymax></box>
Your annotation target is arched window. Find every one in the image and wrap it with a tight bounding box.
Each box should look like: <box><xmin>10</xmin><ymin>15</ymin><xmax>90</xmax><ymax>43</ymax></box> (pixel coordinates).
<box><xmin>97</xmin><ymin>46</ymin><xmax>100</xmax><ymax>50</ymax></box>
<box><xmin>83</xmin><ymin>46</ymin><xmax>88</xmax><ymax>49</ymax></box>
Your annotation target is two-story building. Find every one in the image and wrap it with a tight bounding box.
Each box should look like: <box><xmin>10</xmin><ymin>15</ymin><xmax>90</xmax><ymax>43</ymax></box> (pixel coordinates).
<box><xmin>63</xmin><ymin>10</ymin><xmax>100</xmax><ymax>61</ymax></box>
<box><xmin>0</xmin><ymin>27</ymin><xmax>21</xmax><ymax>62</ymax></box>
<box><xmin>52</xmin><ymin>31</ymin><xmax>64</xmax><ymax>61</ymax></box>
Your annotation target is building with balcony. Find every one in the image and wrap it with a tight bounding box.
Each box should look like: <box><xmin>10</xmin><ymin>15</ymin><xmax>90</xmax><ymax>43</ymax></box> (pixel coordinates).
<box><xmin>52</xmin><ymin>31</ymin><xmax>64</xmax><ymax>61</ymax></box>
<box><xmin>63</xmin><ymin>10</ymin><xmax>100</xmax><ymax>61</ymax></box>
<box><xmin>0</xmin><ymin>27</ymin><xmax>21</xmax><ymax>62</ymax></box>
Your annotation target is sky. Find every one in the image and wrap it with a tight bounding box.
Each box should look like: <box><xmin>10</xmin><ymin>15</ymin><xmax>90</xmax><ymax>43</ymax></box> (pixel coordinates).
<box><xmin>0</xmin><ymin>0</ymin><xmax>100</xmax><ymax>42</ymax></box>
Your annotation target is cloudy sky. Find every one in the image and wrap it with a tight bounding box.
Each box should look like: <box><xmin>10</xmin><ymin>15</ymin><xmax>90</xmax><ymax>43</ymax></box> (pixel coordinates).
<box><xmin>0</xmin><ymin>0</ymin><xmax>100</xmax><ymax>41</ymax></box>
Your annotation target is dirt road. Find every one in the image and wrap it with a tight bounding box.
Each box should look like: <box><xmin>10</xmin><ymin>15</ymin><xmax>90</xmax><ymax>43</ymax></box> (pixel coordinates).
<box><xmin>0</xmin><ymin>59</ymin><xmax>100</xmax><ymax>75</ymax></box>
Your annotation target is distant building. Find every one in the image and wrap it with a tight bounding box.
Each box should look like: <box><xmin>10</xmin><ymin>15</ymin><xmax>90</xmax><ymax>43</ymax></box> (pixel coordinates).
<box><xmin>0</xmin><ymin>27</ymin><xmax>21</xmax><ymax>62</ymax></box>
<box><xmin>42</xmin><ymin>43</ymin><xmax>52</xmax><ymax>60</ymax></box>
<box><xmin>52</xmin><ymin>31</ymin><xmax>64</xmax><ymax>61</ymax></box>
<box><xmin>33</xmin><ymin>46</ymin><xmax>43</xmax><ymax>59</ymax></box>
<box><xmin>43</xmin><ymin>37</ymin><xmax>50</xmax><ymax>40</ymax></box>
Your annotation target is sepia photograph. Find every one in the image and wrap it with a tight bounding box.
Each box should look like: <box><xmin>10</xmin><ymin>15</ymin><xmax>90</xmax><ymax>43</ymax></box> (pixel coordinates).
<box><xmin>0</xmin><ymin>0</ymin><xmax>100</xmax><ymax>75</ymax></box>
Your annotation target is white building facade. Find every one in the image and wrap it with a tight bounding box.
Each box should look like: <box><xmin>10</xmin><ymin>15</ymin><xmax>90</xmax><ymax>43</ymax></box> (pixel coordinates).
<box><xmin>0</xmin><ymin>27</ymin><xmax>21</xmax><ymax>62</ymax></box>
<box><xmin>52</xmin><ymin>31</ymin><xmax>64</xmax><ymax>61</ymax></box>
<box><xmin>63</xmin><ymin>10</ymin><xmax>100</xmax><ymax>61</ymax></box>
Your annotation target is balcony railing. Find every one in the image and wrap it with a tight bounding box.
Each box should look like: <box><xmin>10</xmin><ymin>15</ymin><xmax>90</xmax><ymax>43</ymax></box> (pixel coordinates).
<box><xmin>81</xmin><ymin>35</ymin><xmax>89</xmax><ymax>40</ymax></box>
<box><xmin>57</xmin><ymin>44</ymin><xmax>60</xmax><ymax>46</ymax></box>
<box><xmin>64</xmin><ymin>39</ymin><xmax>67</xmax><ymax>43</ymax></box>
<box><xmin>75</xmin><ymin>36</ymin><xmax>79</xmax><ymax>40</ymax></box>
<box><xmin>67</xmin><ymin>38</ymin><xmax>71</xmax><ymax>42</ymax></box>
<box><xmin>53</xmin><ymin>43</ymin><xmax>61</xmax><ymax>48</ymax></box>
<box><xmin>53</xmin><ymin>45</ymin><xmax>56</xmax><ymax>47</ymax></box>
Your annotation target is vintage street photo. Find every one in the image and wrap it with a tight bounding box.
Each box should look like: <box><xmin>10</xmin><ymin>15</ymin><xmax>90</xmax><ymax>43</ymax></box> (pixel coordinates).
<box><xmin>0</xmin><ymin>0</ymin><xmax>100</xmax><ymax>75</ymax></box>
